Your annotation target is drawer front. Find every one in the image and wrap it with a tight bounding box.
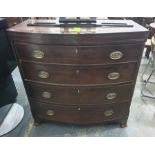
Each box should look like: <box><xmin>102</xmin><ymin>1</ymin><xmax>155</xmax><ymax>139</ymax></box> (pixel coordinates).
<box><xmin>21</xmin><ymin>62</ymin><xmax>137</xmax><ymax>85</ymax></box>
<box><xmin>26</xmin><ymin>81</ymin><xmax>133</xmax><ymax>105</ymax></box>
<box><xmin>15</xmin><ymin>42</ymin><xmax>141</xmax><ymax>64</ymax></box>
<box><xmin>9</xmin><ymin>31</ymin><xmax>147</xmax><ymax>45</ymax></box>
<box><xmin>30</xmin><ymin>101</ymin><xmax>130</xmax><ymax>124</ymax></box>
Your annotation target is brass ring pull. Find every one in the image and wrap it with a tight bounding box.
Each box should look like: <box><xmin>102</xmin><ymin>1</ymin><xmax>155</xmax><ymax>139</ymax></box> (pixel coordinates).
<box><xmin>32</xmin><ymin>50</ymin><xmax>44</xmax><ymax>59</ymax></box>
<box><xmin>104</xmin><ymin>110</ymin><xmax>114</xmax><ymax>117</ymax></box>
<box><xmin>108</xmin><ymin>72</ymin><xmax>120</xmax><ymax>80</ymax></box>
<box><xmin>38</xmin><ymin>71</ymin><xmax>49</xmax><ymax>79</ymax></box>
<box><xmin>46</xmin><ymin>110</ymin><xmax>55</xmax><ymax>116</ymax></box>
<box><xmin>42</xmin><ymin>91</ymin><xmax>52</xmax><ymax>99</ymax></box>
<box><xmin>106</xmin><ymin>92</ymin><xmax>117</xmax><ymax>100</ymax></box>
<box><xmin>110</xmin><ymin>51</ymin><xmax>123</xmax><ymax>60</ymax></box>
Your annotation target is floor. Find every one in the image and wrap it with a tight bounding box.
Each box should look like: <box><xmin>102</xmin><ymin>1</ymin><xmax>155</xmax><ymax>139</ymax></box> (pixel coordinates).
<box><xmin>4</xmin><ymin>49</ymin><xmax>155</xmax><ymax>137</ymax></box>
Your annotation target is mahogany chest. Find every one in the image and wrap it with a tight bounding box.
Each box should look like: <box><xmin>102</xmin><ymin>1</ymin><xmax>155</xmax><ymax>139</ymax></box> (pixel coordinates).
<box><xmin>7</xmin><ymin>19</ymin><xmax>148</xmax><ymax>127</ymax></box>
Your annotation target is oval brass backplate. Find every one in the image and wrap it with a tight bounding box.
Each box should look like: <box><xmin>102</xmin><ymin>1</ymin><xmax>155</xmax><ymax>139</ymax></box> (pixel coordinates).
<box><xmin>46</xmin><ymin>110</ymin><xmax>55</xmax><ymax>116</ymax></box>
<box><xmin>104</xmin><ymin>110</ymin><xmax>114</xmax><ymax>117</ymax></box>
<box><xmin>108</xmin><ymin>72</ymin><xmax>120</xmax><ymax>80</ymax></box>
<box><xmin>110</xmin><ymin>51</ymin><xmax>123</xmax><ymax>60</ymax></box>
<box><xmin>106</xmin><ymin>92</ymin><xmax>117</xmax><ymax>100</ymax></box>
<box><xmin>42</xmin><ymin>91</ymin><xmax>52</xmax><ymax>99</ymax></box>
<box><xmin>32</xmin><ymin>50</ymin><xmax>44</xmax><ymax>59</ymax></box>
<box><xmin>38</xmin><ymin>71</ymin><xmax>49</xmax><ymax>79</ymax></box>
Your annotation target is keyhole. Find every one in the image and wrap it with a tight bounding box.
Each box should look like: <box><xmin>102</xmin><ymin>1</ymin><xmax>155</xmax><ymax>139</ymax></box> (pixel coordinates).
<box><xmin>77</xmin><ymin>89</ymin><xmax>80</xmax><ymax>94</ymax></box>
<box><xmin>75</xmin><ymin>48</ymin><xmax>78</xmax><ymax>54</ymax></box>
<box><xmin>76</xmin><ymin>70</ymin><xmax>80</xmax><ymax>74</ymax></box>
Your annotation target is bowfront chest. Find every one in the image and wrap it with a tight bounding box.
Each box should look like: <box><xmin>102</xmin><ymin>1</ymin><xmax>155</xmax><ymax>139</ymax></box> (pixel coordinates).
<box><xmin>7</xmin><ymin>19</ymin><xmax>148</xmax><ymax>127</ymax></box>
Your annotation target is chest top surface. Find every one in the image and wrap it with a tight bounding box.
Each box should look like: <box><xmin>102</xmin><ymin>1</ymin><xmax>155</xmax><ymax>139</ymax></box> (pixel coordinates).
<box><xmin>7</xmin><ymin>19</ymin><xmax>148</xmax><ymax>35</ymax></box>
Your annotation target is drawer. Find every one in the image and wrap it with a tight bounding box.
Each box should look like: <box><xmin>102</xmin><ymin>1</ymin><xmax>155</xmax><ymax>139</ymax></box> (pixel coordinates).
<box><xmin>15</xmin><ymin>42</ymin><xmax>142</xmax><ymax>64</ymax></box>
<box><xmin>30</xmin><ymin>100</ymin><xmax>130</xmax><ymax>124</ymax></box>
<box><xmin>21</xmin><ymin>62</ymin><xmax>137</xmax><ymax>85</ymax></box>
<box><xmin>26</xmin><ymin>81</ymin><xmax>133</xmax><ymax>105</ymax></box>
<box><xmin>9</xmin><ymin>30</ymin><xmax>147</xmax><ymax>45</ymax></box>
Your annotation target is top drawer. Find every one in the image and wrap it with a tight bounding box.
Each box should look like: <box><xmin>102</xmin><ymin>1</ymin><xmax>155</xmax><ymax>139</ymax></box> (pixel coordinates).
<box><xmin>15</xmin><ymin>42</ymin><xmax>142</xmax><ymax>64</ymax></box>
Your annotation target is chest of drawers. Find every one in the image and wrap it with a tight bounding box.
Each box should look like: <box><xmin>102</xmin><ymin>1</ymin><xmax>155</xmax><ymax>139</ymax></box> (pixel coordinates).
<box><xmin>7</xmin><ymin>19</ymin><xmax>148</xmax><ymax>127</ymax></box>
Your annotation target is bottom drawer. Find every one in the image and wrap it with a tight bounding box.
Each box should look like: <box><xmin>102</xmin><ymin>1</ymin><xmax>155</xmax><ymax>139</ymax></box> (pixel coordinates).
<box><xmin>30</xmin><ymin>100</ymin><xmax>130</xmax><ymax>124</ymax></box>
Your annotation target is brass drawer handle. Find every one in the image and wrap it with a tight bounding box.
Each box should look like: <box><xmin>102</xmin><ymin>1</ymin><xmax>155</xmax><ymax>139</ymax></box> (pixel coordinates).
<box><xmin>38</xmin><ymin>71</ymin><xmax>49</xmax><ymax>79</ymax></box>
<box><xmin>106</xmin><ymin>92</ymin><xmax>117</xmax><ymax>100</ymax></box>
<box><xmin>110</xmin><ymin>51</ymin><xmax>123</xmax><ymax>60</ymax></box>
<box><xmin>32</xmin><ymin>50</ymin><xmax>44</xmax><ymax>59</ymax></box>
<box><xmin>108</xmin><ymin>72</ymin><xmax>120</xmax><ymax>80</ymax></box>
<box><xmin>46</xmin><ymin>110</ymin><xmax>55</xmax><ymax>116</ymax></box>
<box><xmin>42</xmin><ymin>91</ymin><xmax>52</xmax><ymax>99</ymax></box>
<box><xmin>104</xmin><ymin>110</ymin><xmax>114</xmax><ymax>117</ymax></box>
